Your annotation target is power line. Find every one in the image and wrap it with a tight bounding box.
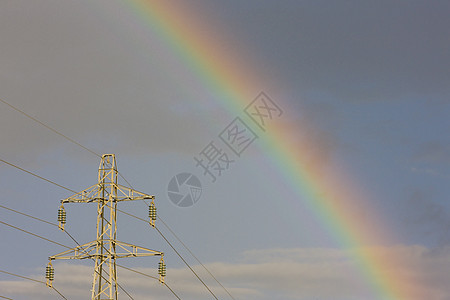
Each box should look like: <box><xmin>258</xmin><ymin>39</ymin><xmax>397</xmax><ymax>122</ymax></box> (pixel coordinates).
<box><xmin>0</xmin><ymin>219</ymin><xmax>135</xmax><ymax>300</ymax></box>
<box><xmin>0</xmin><ymin>159</ymin><xmax>134</xmax><ymax>296</ymax></box>
<box><xmin>0</xmin><ymin>269</ymin><xmax>67</xmax><ymax>300</ymax></box>
<box><xmin>0</xmin><ymin>269</ymin><xmax>44</xmax><ymax>285</ymax></box>
<box><xmin>121</xmin><ymin>193</ymin><xmax>232</xmax><ymax>299</ymax></box>
<box><xmin>117</xmin><ymin>264</ymin><xmax>181</xmax><ymax>300</ymax></box>
<box><xmin>0</xmin><ymin>202</ymin><xmax>181</xmax><ymax>299</ymax></box>
<box><xmin>1</xmin><ymin>98</ymin><xmax>234</xmax><ymax>298</ymax></box>
<box><xmin>0</xmin><ymin>159</ymin><xmax>76</xmax><ymax>194</ymax></box>
<box><xmin>0</xmin><ymin>159</ymin><xmax>157</xmax><ymax>299</ymax></box>
<box><xmin>0</xmin><ymin>98</ymin><xmax>100</xmax><ymax>158</ymax></box>
<box><xmin>0</xmin><ymin>295</ymin><xmax>14</xmax><ymax>300</ymax></box>
<box><xmin>117</xmin><ymin>264</ymin><xmax>159</xmax><ymax>281</ymax></box>
<box><xmin>0</xmin><ymin>162</ymin><xmax>162</xmax><ymax>298</ymax></box>
<box><xmin>116</xmin><ymin>181</ymin><xmax>228</xmax><ymax>299</ymax></box>
<box><xmin>163</xmin><ymin>281</ymin><xmax>183</xmax><ymax>300</ymax></box>
<box><xmin>0</xmin><ymin>204</ymin><xmax>135</xmax><ymax>299</ymax></box>
<box><xmin>138</xmin><ymin>200</ymin><xmax>234</xmax><ymax>299</ymax></box>
<box><xmin>156</xmin><ymin>226</ymin><xmax>218</xmax><ymax>300</ymax></box>
<box><xmin>0</xmin><ymin>155</ymin><xmax>218</xmax><ymax>299</ymax></box>
<box><xmin>115</xmin><ymin>207</ymin><xmax>219</xmax><ymax>300</ymax></box>
<box><xmin>0</xmin><ymin>203</ymin><xmax>80</xmax><ymax>249</ymax></box>
<box><xmin>0</xmin><ymin>219</ymin><xmax>71</xmax><ymax>249</ymax></box>
<box><xmin>0</xmin><ymin>161</ymin><xmax>132</xmax><ymax>283</ymax></box>
<box><xmin>113</xmin><ymin>167</ymin><xmax>232</xmax><ymax>298</ymax></box>
<box><xmin>0</xmin><ymin>140</ymin><xmax>222</xmax><ymax>299</ymax></box>
<box><xmin>0</xmin><ymin>209</ymin><xmax>176</xmax><ymax>299</ymax></box>
<box><xmin>0</xmin><ymin>156</ymin><xmax>217</xmax><ymax>299</ymax></box>
<box><xmin>0</xmin><ymin>97</ymin><xmax>134</xmax><ymax>191</ymax></box>
<box><xmin>0</xmin><ymin>204</ymin><xmax>57</xmax><ymax>227</ymax></box>
<box><xmin>158</xmin><ymin>216</ymin><xmax>235</xmax><ymax>300</ymax></box>
<box><xmin>113</xmin><ymin>157</ymin><xmax>136</xmax><ymax>193</ymax></box>
<box><xmin>155</xmin><ymin>226</ymin><xmax>218</xmax><ymax>300</ymax></box>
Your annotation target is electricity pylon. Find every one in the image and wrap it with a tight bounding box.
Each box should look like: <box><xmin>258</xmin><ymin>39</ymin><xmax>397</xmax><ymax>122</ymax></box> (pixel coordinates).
<box><xmin>46</xmin><ymin>154</ymin><xmax>165</xmax><ymax>300</ymax></box>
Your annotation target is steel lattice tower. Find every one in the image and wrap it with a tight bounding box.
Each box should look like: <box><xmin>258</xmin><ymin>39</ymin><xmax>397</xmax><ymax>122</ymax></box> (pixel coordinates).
<box><xmin>47</xmin><ymin>154</ymin><xmax>165</xmax><ymax>300</ymax></box>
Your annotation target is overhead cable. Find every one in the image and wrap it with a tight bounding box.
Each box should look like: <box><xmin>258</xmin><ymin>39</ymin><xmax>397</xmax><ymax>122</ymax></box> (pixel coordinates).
<box><xmin>0</xmin><ymin>269</ymin><xmax>67</xmax><ymax>300</ymax></box>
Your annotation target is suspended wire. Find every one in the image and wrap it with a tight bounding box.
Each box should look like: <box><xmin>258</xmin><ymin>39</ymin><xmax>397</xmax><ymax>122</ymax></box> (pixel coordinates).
<box><xmin>157</xmin><ymin>216</ymin><xmax>235</xmax><ymax>299</ymax></box>
<box><xmin>0</xmin><ymin>155</ymin><xmax>221</xmax><ymax>299</ymax></box>
<box><xmin>0</xmin><ymin>219</ymin><xmax>126</xmax><ymax>297</ymax></box>
<box><xmin>0</xmin><ymin>204</ymin><xmax>57</xmax><ymax>227</ymax></box>
<box><xmin>113</xmin><ymin>158</ymin><xmax>135</xmax><ymax>192</ymax></box>
<box><xmin>117</xmin><ymin>264</ymin><xmax>158</xmax><ymax>281</ymax></box>
<box><xmin>117</xmin><ymin>264</ymin><xmax>181</xmax><ymax>300</ymax></box>
<box><xmin>0</xmin><ymin>204</ymin><xmax>74</xmax><ymax>248</ymax></box>
<box><xmin>0</xmin><ymin>162</ymin><xmax>139</xmax><ymax>296</ymax></box>
<box><xmin>115</xmin><ymin>207</ymin><xmax>218</xmax><ymax>300</ymax></box>
<box><xmin>0</xmin><ymin>204</ymin><xmax>135</xmax><ymax>300</ymax></box>
<box><xmin>0</xmin><ymin>218</ymin><xmax>136</xmax><ymax>300</ymax></box>
<box><xmin>116</xmin><ymin>176</ymin><xmax>229</xmax><ymax>299</ymax></box>
<box><xmin>0</xmin><ymin>159</ymin><xmax>77</xmax><ymax>194</ymax></box>
<box><xmin>0</xmin><ymin>98</ymin><xmax>100</xmax><ymax>158</ymax></box>
<box><xmin>0</xmin><ymin>203</ymin><xmax>81</xmax><ymax>253</ymax></box>
<box><xmin>155</xmin><ymin>226</ymin><xmax>218</xmax><ymax>300</ymax></box>
<box><xmin>0</xmin><ymin>269</ymin><xmax>44</xmax><ymax>285</ymax></box>
<box><xmin>117</xmin><ymin>281</ymin><xmax>135</xmax><ymax>300</ymax></box>
<box><xmin>135</xmin><ymin>196</ymin><xmax>233</xmax><ymax>298</ymax></box>
<box><xmin>112</xmin><ymin>165</ymin><xmax>232</xmax><ymax>299</ymax></box>
<box><xmin>0</xmin><ymin>295</ymin><xmax>14</xmax><ymax>300</ymax></box>
<box><xmin>0</xmin><ymin>201</ymin><xmax>181</xmax><ymax>299</ymax></box>
<box><xmin>162</xmin><ymin>281</ymin><xmax>182</xmax><ymax>300</ymax></box>
<box><xmin>0</xmin><ymin>209</ymin><xmax>177</xmax><ymax>299</ymax></box>
<box><xmin>0</xmin><ymin>159</ymin><xmax>130</xmax><ymax>267</ymax></box>
<box><xmin>0</xmin><ymin>97</ymin><xmax>134</xmax><ymax>192</ymax></box>
<box><xmin>0</xmin><ymin>167</ymin><xmax>139</xmax><ymax>299</ymax></box>
<box><xmin>0</xmin><ymin>203</ymin><xmax>90</xmax><ymax>257</ymax></box>
<box><xmin>0</xmin><ymin>145</ymin><xmax>221</xmax><ymax>299</ymax></box>
<box><xmin>1</xmin><ymin>98</ymin><xmax>233</xmax><ymax>298</ymax></box>
<box><xmin>120</xmin><ymin>194</ymin><xmax>233</xmax><ymax>299</ymax></box>
<box><xmin>0</xmin><ymin>269</ymin><xmax>67</xmax><ymax>300</ymax></box>
<box><xmin>52</xmin><ymin>286</ymin><xmax>69</xmax><ymax>300</ymax></box>
<box><xmin>0</xmin><ymin>219</ymin><xmax>71</xmax><ymax>249</ymax></box>
<box><xmin>0</xmin><ymin>156</ymin><xmax>216</xmax><ymax>299</ymax></box>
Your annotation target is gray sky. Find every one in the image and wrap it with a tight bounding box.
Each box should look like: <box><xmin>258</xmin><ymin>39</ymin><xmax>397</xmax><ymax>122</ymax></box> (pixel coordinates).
<box><xmin>1</xmin><ymin>1</ymin><xmax>450</xmax><ymax>299</ymax></box>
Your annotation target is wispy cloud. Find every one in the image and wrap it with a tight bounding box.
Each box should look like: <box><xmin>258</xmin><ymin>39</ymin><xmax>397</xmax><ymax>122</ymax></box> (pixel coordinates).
<box><xmin>404</xmin><ymin>189</ymin><xmax>450</xmax><ymax>246</ymax></box>
<box><xmin>2</xmin><ymin>246</ymin><xmax>450</xmax><ymax>300</ymax></box>
<box><xmin>413</xmin><ymin>142</ymin><xmax>450</xmax><ymax>165</ymax></box>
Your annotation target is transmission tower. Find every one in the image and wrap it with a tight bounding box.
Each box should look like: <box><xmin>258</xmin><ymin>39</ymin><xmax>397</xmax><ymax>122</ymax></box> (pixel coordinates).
<box><xmin>46</xmin><ymin>154</ymin><xmax>166</xmax><ymax>300</ymax></box>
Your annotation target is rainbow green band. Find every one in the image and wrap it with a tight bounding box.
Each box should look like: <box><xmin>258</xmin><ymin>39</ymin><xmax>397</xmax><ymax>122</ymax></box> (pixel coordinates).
<box><xmin>123</xmin><ymin>1</ymin><xmax>417</xmax><ymax>298</ymax></box>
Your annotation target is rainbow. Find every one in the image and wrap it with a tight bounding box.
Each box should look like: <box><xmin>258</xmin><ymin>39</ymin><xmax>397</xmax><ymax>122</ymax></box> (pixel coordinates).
<box><xmin>123</xmin><ymin>1</ymin><xmax>421</xmax><ymax>298</ymax></box>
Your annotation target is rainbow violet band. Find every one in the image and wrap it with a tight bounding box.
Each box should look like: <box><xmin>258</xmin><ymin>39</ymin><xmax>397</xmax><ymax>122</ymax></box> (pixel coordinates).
<box><xmin>125</xmin><ymin>1</ymin><xmax>420</xmax><ymax>298</ymax></box>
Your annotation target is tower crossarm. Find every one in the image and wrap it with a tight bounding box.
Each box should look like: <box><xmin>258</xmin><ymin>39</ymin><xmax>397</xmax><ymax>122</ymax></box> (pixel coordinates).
<box><xmin>49</xmin><ymin>240</ymin><xmax>162</xmax><ymax>261</ymax></box>
<box><xmin>61</xmin><ymin>183</ymin><xmax>154</xmax><ymax>204</ymax></box>
<box><xmin>113</xmin><ymin>241</ymin><xmax>163</xmax><ymax>258</ymax></box>
<box><xmin>114</xmin><ymin>184</ymin><xmax>154</xmax><ymax>202</ymax></box>
<box><xmin>49</xmin><ymin>240</ymin><xmax>100</xmax><ymax>260</ymax></box>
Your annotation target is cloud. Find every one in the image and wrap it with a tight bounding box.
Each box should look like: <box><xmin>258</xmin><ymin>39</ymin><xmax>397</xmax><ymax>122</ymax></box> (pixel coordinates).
<box><xmin>2</xmin><ymin>245</ymin><xmax>450</xmax><ymax>300</ymax></box>
<box><xmin>413</xmin><ymin>142</ymin><xmax>450</xmax><ymax>165</ymax></box>
<box><xmin>404</xmin><ymin>189</ymin><xmax>450</xmax><ymax>246</ymax></box>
